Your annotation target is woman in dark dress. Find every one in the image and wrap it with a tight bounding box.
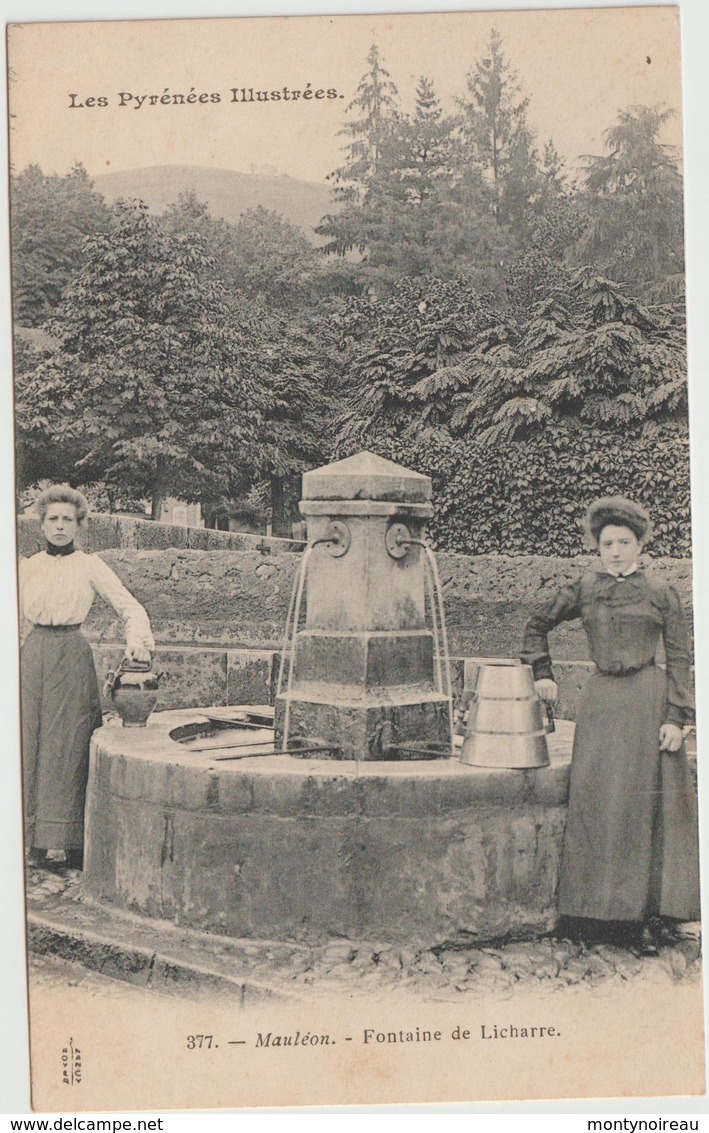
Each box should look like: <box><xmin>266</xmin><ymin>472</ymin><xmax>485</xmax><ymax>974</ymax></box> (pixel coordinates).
<box><xmin>521</xmin><ymin>497</ymin><xmax>699</xmax><ymax>948</ymax></box>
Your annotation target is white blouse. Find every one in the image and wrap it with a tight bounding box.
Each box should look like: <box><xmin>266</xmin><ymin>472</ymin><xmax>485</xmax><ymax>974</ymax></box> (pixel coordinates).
<box><xmin>19</xmin><ymin>551</ymin><xmax>155</xmax><ymax>652</ymax></box>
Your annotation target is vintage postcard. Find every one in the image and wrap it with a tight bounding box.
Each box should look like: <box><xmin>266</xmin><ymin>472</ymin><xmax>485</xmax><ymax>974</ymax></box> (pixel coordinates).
<box><xmin>6</xmin><ymin>4</ymin><xmax>707</xmax><ymax>1111</ymax></box>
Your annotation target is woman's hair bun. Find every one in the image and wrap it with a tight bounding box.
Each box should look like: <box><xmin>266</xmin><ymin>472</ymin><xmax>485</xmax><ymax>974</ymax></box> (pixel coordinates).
<box><xmin>35</xmin><ymin>485</ymin><xmax>89</xmax><ymax>523</ymax></box>
<box><xmin>584</xmin><ymin>496</ymin><xmax>652</xmax><ymax>547</ymax></box>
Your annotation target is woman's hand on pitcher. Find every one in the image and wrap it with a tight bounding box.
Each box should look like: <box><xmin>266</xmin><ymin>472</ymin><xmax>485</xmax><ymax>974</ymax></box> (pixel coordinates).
<box><xmin>659</xmin><ymin>723</ymin><xmax>683</xmax><ymax>753</ymax></box>
<box><xmin>535</xmin><ymin>678</ymin><xmax>559</xmax><ymax>705</ymax></box>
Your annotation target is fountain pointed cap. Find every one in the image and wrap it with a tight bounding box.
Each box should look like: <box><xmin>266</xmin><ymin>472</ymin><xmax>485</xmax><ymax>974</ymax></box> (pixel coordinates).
<box><xmin>303</xmin><ymin>451</ymin><xmax>432</xmax><ymax>504</ymax></box>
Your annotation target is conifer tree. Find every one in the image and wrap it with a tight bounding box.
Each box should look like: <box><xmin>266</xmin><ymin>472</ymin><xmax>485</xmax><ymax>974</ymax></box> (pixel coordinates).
<box><xmin>317</xmin><ymin>43</ymin><xmax>400</xmax><ymax>256</ymax></box>
<box><xmin>457</xmin><ymin>28</ymin><xmax>542</xmax><ymax>236</ymax></box>
<box><xmin>396</xmin><ymin>76</ymin><xmax>452</xmax><ymax>207</ymax></box>
<box><xmin>319</xmin><ymin>63</ymin><xmax>507</xmax><ymax>292</ymax></box>
<box><xmin>346</xmin><ymin>75</ymin><xmax>455</xmax><ymax>284</ymax></box>
<box><xmin>570</xmin><ymin>105</ymin><xmax>684</xmax><ymax>296</ymax></box>
<box><xmin>332</xmin><ymin>42</ymin><xmax>400</xmax><ymax>199</ymax></box>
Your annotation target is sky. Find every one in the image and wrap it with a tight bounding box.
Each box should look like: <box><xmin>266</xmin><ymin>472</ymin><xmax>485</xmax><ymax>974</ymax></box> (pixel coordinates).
<box><xmin>8</xmin><ymin>7</ymin><xmax>684</xmax><ymax>186</ymax></box>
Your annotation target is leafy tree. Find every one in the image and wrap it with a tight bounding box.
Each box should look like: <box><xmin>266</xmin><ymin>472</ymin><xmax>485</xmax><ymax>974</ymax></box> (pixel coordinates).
<box><xmin>332</xmin><ymin>277</ymin><xmax>495</xmax><ymax>454</ymax></box>
<box><xmin>10</xmin><ymin>163</ymin><xmax>112</xmax><ymax>327</ymax></box>
<box><xmin>570</xmin><ymin>105</ymin><xmax>684</xmax><ymax>296</ymax></box>
<box><xmin>504</xmin><ymin>198</ymin><xmax>583</xmax><ymax>315</ymax></box>
<box><xmin>163</xmin><ymin>194</ymin><xmax>324</xmax><ymax>311</ymax></box>
<box><xmin>237</xmin><ymin>304</ymin><xmax>337</xmax><ymax>534</ymax></box>
<box><xmin>163</xmin><ymin>193</ymin><xmax>324</xmax><ymax>311</ymax></box>
<box><xmin>14</xmin><ymin>331</ymin><xmax>83</xmax><ymax>491</ymax></box>
<box><xmin>418</xmin><ymin>271</ymin><xmax>687</xmax><ymax>443</ymax></box>
<box><xmin>161</xmin><ymin>189</ymin><xmax>235</xmax><ymax>279</ymax></box>
<box><xmin>18</xmin><ymin>200</ymin><xmax>262</xmax><ymax>517</ymax></box>
<box><xmin>227</xmin><ymin>206</ymin><xmax>324</xmax><ymax>310</ymax></box>
<box><xmin>341</xmin><ymin>271</ymin><xmax>690</xmax><ymax>556</ymax></box>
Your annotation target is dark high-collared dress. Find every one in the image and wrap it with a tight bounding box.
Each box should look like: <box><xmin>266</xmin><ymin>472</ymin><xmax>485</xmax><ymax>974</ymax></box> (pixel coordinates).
<box><xmin>522</xmin><ymin>569</ymin><xmax>699</xmax><ymax>923</ymax></box>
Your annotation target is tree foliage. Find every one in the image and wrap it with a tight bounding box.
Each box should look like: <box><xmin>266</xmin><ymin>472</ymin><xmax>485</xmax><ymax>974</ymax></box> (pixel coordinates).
<box><xmin>160</xmin><ymin>189</ymin><xmax>236</xmax><ymax>280</ymax></box>
<box><xmin>332</xmin><ymin>277</ymin><xmax>496</xmax><ymax>453</ymax></box>
<box><xmin>162</xmin><ymin>193</ymin><xmax>324</xmax><ymax>310</ymax></box>
<box><xmin>14</xmin><ymin>331</ymin><xmax>84</xmax><ymax>491</ymax></box>
<box><xmin>456</xmin><ymin>27</ymin><xmax>543</xmax><ymax>237</ymax></box>
<box><xmin>18</xmin><ymin>200</ymin><xmax>262</xmax><ymax>517</ymax></box>
<box><xmin>504</xmin><ymin>199</ymin><xmax>581</xmax><ymax>315</ymax></box>
<box><xmin>422</xmin><ymin>271</ymin><xmax>687</xmax><ymax>445</ymax></box>
<box><xmin>414</xmin><ymin>427</ymin><xmax>691</xmax><ymax>557</ymax></box>
<box><xmin>12</xmin><ymin>36</ymin><xmax>690</xmax><ymax>552</ymax></box>
<box><xmin>570</xmin><ymin>105</ymin><xmax>684</xmax><ymax>296</ymax></box>
<box><xmin>10</xmin><ymin>163</ymin><xmax>112</xmax><ymax>327</ymax></box>
<box><xmin>227</xmin><ymin>206</ymin><xmax>324</xmax><ymax>309</ymax></box>
<box><xmin>332</xmin><ymin>272</ymin><xmax>690</xmax><ymax>556</ymax></box>
<box><xmin>234</xmin><ymin>302</ymin><xmax>337</xmax><ymax>533</ymax></box>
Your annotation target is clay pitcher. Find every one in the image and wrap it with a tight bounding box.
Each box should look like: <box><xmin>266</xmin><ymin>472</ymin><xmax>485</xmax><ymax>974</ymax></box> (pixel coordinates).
<box><xmin>104</xmin><ymin>658</ymin><xmax>162</xmax><ymax>727</ymax></box>
<box><xmin>459</xmin><ymin>661</ymin><xmax>552</xmax><ymax>769</ymax></box>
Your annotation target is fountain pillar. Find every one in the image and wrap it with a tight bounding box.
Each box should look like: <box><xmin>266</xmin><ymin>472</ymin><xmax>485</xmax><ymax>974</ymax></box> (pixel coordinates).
<box><xmin>274</xmin><ymin>450</ymin><xmax>452</xmax><ymax>760</ymax></box>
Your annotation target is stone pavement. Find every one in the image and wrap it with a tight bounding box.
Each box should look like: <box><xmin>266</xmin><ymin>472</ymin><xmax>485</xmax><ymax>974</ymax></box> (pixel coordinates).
<box><xmin>26</xmin><ymin>865</ymin><xmax>701</xmax><ymax>1003</ymax></box>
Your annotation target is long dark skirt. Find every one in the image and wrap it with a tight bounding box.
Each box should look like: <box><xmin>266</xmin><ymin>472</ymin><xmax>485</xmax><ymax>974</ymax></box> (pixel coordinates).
<box><xmin>21</xmin><ymin>626</ymin><xmax>102</xmax><ymax>852</ymax></box>
<box><xmin>558</xmin><ymin>664</ymin><xmax>700</xmax><ymax>923</ymax></box>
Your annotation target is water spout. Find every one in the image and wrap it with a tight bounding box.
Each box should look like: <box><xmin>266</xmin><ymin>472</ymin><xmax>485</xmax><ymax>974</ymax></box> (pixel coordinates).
<box><xmin>423</xmin><ymin>544</ymin><xmax>455</xmax><ymax>757</ymax></box>
<box><xmin>277</xmin><ymin>543</ymin><xmax>313</xmax><ymax>753</ymax></box>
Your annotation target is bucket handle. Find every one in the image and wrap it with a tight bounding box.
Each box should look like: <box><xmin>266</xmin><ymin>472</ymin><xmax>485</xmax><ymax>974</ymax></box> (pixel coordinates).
<box><xmin>542</xmin><ymin>702</ymin><xmax>556</xmax><ymax>734</ymax></box>
<box><xmin>102</xmin><ymin>669</ymin><xmax>116</xmax><ymax>699</ymax></box>
<box><xmin>454</xmin><ymin>688</ymin><xmax>477</xmax><ymax>735</ymax></box>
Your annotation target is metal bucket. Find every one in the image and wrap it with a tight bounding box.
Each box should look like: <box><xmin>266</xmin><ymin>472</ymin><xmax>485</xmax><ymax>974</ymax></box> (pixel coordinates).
<box><xmin>460</xmin><ymin>662</ymin><xmax>552</xmax><ymax>769</ymax></box>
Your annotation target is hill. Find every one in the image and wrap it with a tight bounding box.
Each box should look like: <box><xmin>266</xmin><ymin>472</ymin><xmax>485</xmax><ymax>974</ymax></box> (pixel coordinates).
<box><xmin>94</xmin><ymin>164</ymin><xmax>335</xmax><ymax>242</ymax></box>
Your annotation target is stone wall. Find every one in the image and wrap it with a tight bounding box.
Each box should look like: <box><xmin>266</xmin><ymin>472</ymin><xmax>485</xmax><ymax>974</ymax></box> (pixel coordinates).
<box><xmin>18</xmin><ymin>530</ymin><xmax>694</xmax><ymax>716</ymax></box>
<box><xmin>93</xmin><ymin>643</ymin><xmax>277</xmax><ymax>713</ymax></box>
<box><xmin>437</xmin><ymin>552</ymin><xmax>694</xmax><ymax>658</ymax></box>
<box><xmin>81</xmin><ymin>549</ymin><xmax>295</xmax><ymax>649</ymax></box>
<box><xmin>93</xmin><ymin>640</ymin><xmax>692</xmax><ymax>728</ymax></box>
<box><xmin>68</xmin><ymin>546</ymin><xmax>693</xmax><ymax>660</ymax></box>
<box><xmin>17</xmin><ymin>513</ymin><xmax>301</xmax><ymax>558</ymax></box>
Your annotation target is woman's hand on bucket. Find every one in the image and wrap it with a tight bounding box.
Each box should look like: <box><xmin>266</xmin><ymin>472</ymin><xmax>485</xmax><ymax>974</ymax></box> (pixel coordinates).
<box><xmin>534</xmin><ymin>678</ymin><xmax>559</xmax><ymax>705</ymax></box>
<box><xmin>659</xmin><ymin>723</ymin><xmax>683</xmax><ymax>752</ymax></box>
<box><xmin>126</xmin><ymin>643</ymin><xmax>152</xmax><ymax>663</ymax></box>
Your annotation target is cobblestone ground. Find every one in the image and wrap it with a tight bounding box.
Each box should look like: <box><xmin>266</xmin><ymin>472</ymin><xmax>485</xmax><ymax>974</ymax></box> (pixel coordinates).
<box><xmin>287</xmin><ymin>934</ymin><xmax>702</xmax><ymax>1001</ymax></box>
<box><xmin>27</xmin><ymin>866</ymin><xmax>702</xmax><ymax>1001</ymax></box>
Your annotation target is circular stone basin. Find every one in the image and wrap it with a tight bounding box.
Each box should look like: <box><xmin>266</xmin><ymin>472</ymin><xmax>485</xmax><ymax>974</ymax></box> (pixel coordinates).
<box><xmin>84</xmin><ymin>707</ymin><xmax>574</xmax><ymax>947</ymax></box>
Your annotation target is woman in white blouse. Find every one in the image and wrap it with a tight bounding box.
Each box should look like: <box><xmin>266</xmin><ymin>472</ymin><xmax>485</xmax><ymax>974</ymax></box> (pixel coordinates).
<box><xmin>20</xmin><ymin>486</ymin><xmax>154</xmax><ymax>871</ymax></box>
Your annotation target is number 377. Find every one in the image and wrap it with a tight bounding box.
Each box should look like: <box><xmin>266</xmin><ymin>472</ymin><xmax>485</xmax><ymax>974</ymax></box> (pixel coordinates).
<box><xmin>186</xmin><ymin>1035</ymin><xmax>214</xmax><ymax>1049</ymax></box>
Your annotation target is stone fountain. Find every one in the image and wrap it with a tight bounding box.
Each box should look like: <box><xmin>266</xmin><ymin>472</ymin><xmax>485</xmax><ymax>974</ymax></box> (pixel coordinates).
<box><xmin>275</xmin><ymin>451</ymin><xmax>452</xmax><ymax>760</ymax></box>
<box><xmin>82</xmin><ymin>452</ymin><xmax>573</xmax><ymax>946</ymax></box>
